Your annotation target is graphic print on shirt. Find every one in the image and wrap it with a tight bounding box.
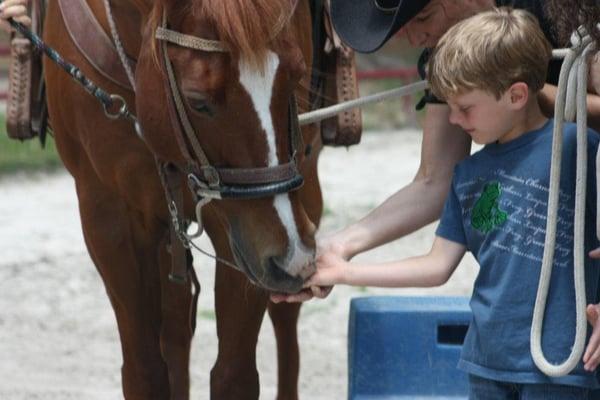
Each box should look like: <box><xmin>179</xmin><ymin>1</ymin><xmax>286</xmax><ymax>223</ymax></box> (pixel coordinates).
<box><xmin>457</xmin><ymin>169</ymin><xmax>574</xmax><ymax>267</ymax></box>
<box><xmin>470</xmin><ymin>181</ymin><xmax>508</xmax><ymax>233</ymax></box>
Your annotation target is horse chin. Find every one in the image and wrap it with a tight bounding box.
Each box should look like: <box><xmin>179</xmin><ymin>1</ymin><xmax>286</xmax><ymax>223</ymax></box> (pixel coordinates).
<box><xmin>230</xmin><ymin>243</ymin><xmax>305</xmax><ymax>294</ymax></box>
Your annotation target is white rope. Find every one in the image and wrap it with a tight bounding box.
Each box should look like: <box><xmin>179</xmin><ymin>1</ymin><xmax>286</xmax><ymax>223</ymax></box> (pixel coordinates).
<box><xmin>298</xmin><ymin>49</ymin><xmax>570</xmax><ymax>127</ymax></box>
<box><xmin>530</xmin><ymin>31</ymin><xmax>596</xmax><ymax>377</ymax></box>
<box><xmin>298</xmin><ymin>80</ymin><xmax>428</xmax><ymax>126</ymax></box>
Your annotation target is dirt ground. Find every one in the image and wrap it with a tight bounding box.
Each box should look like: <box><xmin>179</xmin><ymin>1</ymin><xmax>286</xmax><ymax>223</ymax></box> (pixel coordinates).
<box><xmin>0</xmin><ymin>129</ymin><xmax>479</xmax><ymax>399</ymax></box>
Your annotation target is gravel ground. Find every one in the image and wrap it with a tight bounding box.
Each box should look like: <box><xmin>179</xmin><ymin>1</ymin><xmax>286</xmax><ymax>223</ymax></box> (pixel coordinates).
<box><xmin>0</xmin><ymin>129</ymin><xmax>478</xmax><ymax>399</ymax></box>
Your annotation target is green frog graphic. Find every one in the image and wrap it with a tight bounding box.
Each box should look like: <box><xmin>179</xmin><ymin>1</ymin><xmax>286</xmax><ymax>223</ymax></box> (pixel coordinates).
<box><xmin>471</xmin><ymin>181</ymin><xmax>508</xmax><ymax>233</ymax></box>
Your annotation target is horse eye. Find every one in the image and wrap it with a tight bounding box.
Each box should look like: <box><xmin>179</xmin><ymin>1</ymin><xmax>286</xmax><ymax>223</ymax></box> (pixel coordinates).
<box><xmin>184</xmin><ymin>92</ymin><xmax>215</xmax><ymax>117</ymax></box>
<box><xmin>191</xmin><ymin>100</ymin><xmax>213</xmax><ymax>115</ymax></box>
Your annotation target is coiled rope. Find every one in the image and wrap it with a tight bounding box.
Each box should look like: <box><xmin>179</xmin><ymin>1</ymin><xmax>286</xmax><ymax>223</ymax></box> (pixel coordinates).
<box><xmin>530</xmin><ymin>30</ymin><xmax>597</xmax><ymax>377</ymax></box>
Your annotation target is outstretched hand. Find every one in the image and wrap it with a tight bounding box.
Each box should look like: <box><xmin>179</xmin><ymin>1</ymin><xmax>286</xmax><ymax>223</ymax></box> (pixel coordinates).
<box><xmin>270</xmin><ymin>233</ymin><xmax>349</xmax><ymax>303</ymax></box>
<box><xmin>0</xmin><ymin>0</ymin><xmax>30</xmax><ymax>33</ymax></box>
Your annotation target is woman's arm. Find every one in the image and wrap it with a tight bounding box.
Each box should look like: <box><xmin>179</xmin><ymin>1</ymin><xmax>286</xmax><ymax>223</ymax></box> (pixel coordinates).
<box><xmin>326</xmin><ymin>104</ymin><xmax>471</xmax><ymax>261</ymax></box>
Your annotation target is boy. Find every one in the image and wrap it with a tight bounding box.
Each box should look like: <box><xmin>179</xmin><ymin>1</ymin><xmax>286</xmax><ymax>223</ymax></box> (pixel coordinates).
<box><xmin>306</xmin><ymin>8</ymin><xmax>600</xmax><ymax>398</ymax></box>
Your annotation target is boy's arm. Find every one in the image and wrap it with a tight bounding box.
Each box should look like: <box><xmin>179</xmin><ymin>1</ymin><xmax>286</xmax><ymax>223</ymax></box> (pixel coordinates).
<box><xmin>307</xmin><ymin>236</ymin><xmax>466</xmax><ymax>288</ymax></box>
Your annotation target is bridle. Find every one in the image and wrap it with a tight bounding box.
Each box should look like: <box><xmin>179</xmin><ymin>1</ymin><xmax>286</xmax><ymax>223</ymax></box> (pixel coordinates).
<box><xmin>155</xmin><ymin>11</ymin><xmax>305</xmax><ymax>203</ymax></box>
<box><xmin>153</xmin><ymin>6</ymin><xmax>306</xmax><ymax>282</ymax></box>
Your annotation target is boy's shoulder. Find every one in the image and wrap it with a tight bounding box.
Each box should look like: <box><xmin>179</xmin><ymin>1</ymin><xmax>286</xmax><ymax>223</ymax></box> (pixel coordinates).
<box><xmin>452</xmin><ymin>149</ymin><xmax>488</xmax><ymax>181</ymax></box>
<box><xmin>561</xmin><ymin>121</ymin><xmax>600</xmax><ymax>148</ymax></box>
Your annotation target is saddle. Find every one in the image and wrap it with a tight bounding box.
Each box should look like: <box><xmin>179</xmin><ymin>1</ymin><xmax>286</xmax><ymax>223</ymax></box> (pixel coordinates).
<box><xmin>311</xmin><ymin>0</ymin><xmax>362</xmax><ymax>147</ymax></box>
<box><xmin>6</xmin><ymin>0</ymin><xmax>48</xmax><ymax>143</ymax></box>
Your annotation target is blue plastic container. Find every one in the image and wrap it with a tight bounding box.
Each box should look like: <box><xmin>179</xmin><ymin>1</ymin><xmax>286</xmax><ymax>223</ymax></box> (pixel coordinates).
<box><xmin>348</xmin><ymin>296</ymin><xmax>471</xmax><ymax>400</ymax></box>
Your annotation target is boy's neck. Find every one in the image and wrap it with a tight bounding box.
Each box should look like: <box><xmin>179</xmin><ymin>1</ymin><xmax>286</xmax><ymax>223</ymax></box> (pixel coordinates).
<box><xmin>497</xmin><ymin>97</ymin><xmax>548</xmax><ymax>144</ymax></box>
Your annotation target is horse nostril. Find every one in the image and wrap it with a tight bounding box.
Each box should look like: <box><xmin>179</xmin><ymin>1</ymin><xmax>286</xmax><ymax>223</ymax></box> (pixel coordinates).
<box><xmin>269</xmin><ymin>255</ymin><xmax>288</xmax><ymax>271</ymax></box>
<box><xmin>267</xmin><ymin>255</ymin><xmax>298</xmax><ymax>282</ymax></box>
<box><xmin>268</xmin><ymin>253</ymin><xmax>315</xmax><ymax>281</ymax></box>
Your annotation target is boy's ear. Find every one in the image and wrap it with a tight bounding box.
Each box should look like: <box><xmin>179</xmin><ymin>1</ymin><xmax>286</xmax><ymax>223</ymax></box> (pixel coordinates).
<box><xmin>508</xmin><ymin>82</ymin><xmax>529</xmax><ymax>109</ymax></box>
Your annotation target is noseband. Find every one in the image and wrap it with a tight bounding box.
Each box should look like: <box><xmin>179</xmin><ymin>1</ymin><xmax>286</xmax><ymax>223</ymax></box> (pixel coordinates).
<box><xmin>155</xmin><ymin>13</ymin><xmax>304</xmax><ymax>201</ymax></box>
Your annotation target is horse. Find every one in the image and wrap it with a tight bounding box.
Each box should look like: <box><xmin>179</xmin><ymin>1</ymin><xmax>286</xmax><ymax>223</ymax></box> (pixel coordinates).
<box><xmin>43</xmin><ymin>0</ymin><xmax>323</xmax><ymax>398</ymax></box>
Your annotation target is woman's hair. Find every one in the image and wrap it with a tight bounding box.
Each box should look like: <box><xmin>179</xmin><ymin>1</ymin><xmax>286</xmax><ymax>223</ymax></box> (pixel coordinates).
<box><xmin>428</xmin><ymin>7</ymin><xmax>552</xmax><ymax>100</ymax></box>
<box><xmin>546</xmin><ymin>0</ymin><xmax>600</xmax><ymax>46</ymax></box>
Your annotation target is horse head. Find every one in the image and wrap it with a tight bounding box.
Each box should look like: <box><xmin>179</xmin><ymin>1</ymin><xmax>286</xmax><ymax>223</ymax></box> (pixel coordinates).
<box><xmin>135</xmin><ymin>0</ymin><xmax>318</xmax><ymax>293</ymax></box>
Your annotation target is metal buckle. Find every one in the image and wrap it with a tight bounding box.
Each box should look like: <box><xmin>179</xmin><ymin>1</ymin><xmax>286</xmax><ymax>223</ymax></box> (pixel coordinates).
<box><xmin>201</xmin><ymin>166</ymin><xmax>221</xmax><ymax>188</ymax></box>
<box><xmin>187</xmin><ymin>173</ymin><xmax>222</xmax><ymax>200</ymax></box>
<box><xmin>374</xmin><ymin>0</ymin><xmax>400</xmax><ymax>14</ymax></box>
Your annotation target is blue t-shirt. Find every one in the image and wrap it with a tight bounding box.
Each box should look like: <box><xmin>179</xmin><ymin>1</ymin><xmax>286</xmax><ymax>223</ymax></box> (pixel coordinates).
<box><xmin>436</xmin><ymin>119</ymin><xmax>600</xmax><ymax>388</ymax></box>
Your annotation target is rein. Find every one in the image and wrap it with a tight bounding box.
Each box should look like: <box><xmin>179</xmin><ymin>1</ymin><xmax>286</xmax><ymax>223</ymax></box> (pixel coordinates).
<box><xmin>6</xmin><ymin>17</ymin><xmax>138</xmax><ymax>127</ymax></box>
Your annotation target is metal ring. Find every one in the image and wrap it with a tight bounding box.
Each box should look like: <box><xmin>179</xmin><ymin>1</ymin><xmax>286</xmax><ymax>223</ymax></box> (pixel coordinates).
<box><xmin>104</xmin><ymin>94</ymin><xmax>128</xmax><ymax>120</ymax></box>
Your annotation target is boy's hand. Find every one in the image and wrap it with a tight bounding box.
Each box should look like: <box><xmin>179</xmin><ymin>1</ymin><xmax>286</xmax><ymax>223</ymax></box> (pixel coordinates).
<box><xmin>583</xmin><ymin>303</ymin><xmax>600</xmax><ymax>371</ymax></box>
<box><xmin>0</xmin><ymin>0</ymin><xmax>30</xmax><ymax>33</ymax></box>
<box><xmin>269</xmin><ymin>233</ymin><xmax>344</xmax><ymax>303</ymax></box>
<box><xmin>269</xmin><ymin>253</ymin><xmax>339</xmax><ymax>303</ymax></box>
<box><xmin>304</xmin><ymin>252</ymin><xmax>348</xmax><ymax>287</ymax></box>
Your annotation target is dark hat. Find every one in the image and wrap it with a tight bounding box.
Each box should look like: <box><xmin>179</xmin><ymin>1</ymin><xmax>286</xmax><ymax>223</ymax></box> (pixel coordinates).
<box><xmin>330</xmin><ymin>0</ymin><xmax>431</xmax><ymax>53</ymax></box>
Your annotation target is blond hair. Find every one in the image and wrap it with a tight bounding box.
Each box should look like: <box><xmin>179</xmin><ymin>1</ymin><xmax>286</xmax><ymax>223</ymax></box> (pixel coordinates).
<box><xmin>428</xmin><ymin>7</ymin><xmax>552</xmax><ymax>100</ymax></box>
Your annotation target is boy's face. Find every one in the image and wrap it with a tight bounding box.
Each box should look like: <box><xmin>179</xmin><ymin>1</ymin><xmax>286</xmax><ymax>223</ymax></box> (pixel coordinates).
<box><xmin>446</xmin><ymin>89</ymin><xmax>517</xmax><ymax>145</ymax></box>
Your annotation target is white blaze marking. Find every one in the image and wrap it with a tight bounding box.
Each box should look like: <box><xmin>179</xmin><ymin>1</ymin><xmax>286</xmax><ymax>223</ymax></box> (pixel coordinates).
<box><xmin>238</xmin><ymin>52</ymin><xmax>313</xmax><ymax>277</ymax></box>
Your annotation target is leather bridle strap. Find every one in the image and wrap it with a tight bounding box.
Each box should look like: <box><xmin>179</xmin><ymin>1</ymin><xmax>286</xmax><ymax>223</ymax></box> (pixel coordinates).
<box><xmin>156</xmin><ymin>26</ymin><xmax>228</xmax><ymax>52</ymax></box>
<box><xmin>159</xmin><ymin>14</ymin><xmax>213</xmax><ymax>180</ymax></box>
<box><xmin>156</xmin><ymin>12</ymin><xmax>304</xmax><ymax>198</ymax></box>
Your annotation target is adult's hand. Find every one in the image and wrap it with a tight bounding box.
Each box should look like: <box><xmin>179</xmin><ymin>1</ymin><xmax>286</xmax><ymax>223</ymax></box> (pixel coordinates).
<box><xmin>590</xmin><ymin>52</ymin><xmax>600</xmax><ymax>96</ymax></box>
<box><xmin>0</xmin><ymin>0</ymin><xmax>30</xmax><ymax>33</ymax></box>
<box><xmin>583</xmin><ymin>303</ymin><xmax>600</xmax><ymax>371</ymax></box>
<box><xmin>585</xmin><ymin>248</ymin><xmax>600</xmax><ymax>371</ymax></box>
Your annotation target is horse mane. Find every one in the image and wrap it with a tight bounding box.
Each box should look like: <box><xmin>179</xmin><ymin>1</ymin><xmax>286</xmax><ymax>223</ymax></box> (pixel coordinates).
<box><xmin>149</xmin><ymin>0</ymin><xmax>293</xmax><ymax>71</ymax></box>
<box><xmin>200</xmin><ymin>0</ymin><xmax>293</xmax><ymax>69</ymax></box>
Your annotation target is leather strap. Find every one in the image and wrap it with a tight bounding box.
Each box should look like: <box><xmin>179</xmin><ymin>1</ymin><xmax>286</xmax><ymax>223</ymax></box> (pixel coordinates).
<box><xmin>158</xmin><ymin>161</ymin><xmax>190</xmax><ymax>284</ymax></box>
<box><xmin>158</xmin><ymin>14</ymin><xmax>304</xmax><ymax>189</ymax></box>
<box><xmin>156</xmin><ymin>26</ymin><xmax>228</xmax><ymax>52</ymax></box>
<box><xmin>58</xmin><ymin>0</ymin><xmax>136</xmax><ymax>91</ymax></box>
<box><xmin>168</xmin><ymin>171</ymin><xmax>189</xmax><ymax>284</ymax></box>
<box><xmin>217</xmin><ymin>162</ymin><xmax>299</xmax><ymax>185</ymax></box>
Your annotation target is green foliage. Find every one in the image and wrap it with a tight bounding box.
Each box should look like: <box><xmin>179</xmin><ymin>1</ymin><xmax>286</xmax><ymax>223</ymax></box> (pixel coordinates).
<box><xmin>0</xmin><ymin>114</ymin><xmax>63</xmax><ymax>175</ymax></box>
